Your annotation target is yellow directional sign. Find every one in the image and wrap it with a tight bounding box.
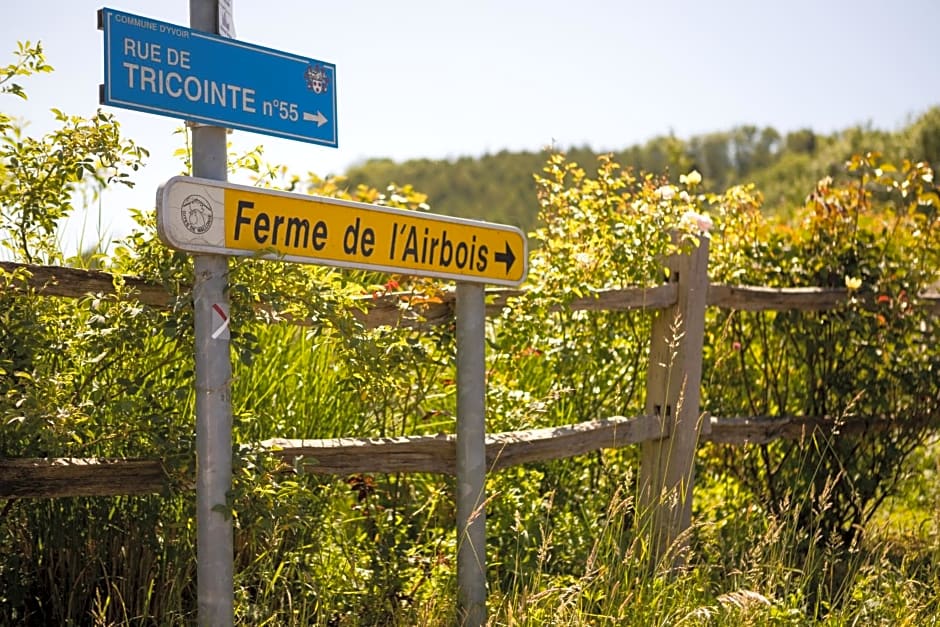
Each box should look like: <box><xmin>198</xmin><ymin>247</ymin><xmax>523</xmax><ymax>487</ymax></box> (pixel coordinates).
<box><xmin>156</xmin><ymin>176</ymin><xmax>527</xmax><ymax>286</ymax></box>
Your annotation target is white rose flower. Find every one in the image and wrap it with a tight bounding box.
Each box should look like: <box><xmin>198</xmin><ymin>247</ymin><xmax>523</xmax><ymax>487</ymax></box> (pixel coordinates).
<box><xmin>680</xmin><ymin>210</ymin><xmax>713</xmax><ymax>233</ymax></box>
<box><xmin>657</xmin><ymin>185</ymin><xmax>677</xmax><ymax>201</ymax></box>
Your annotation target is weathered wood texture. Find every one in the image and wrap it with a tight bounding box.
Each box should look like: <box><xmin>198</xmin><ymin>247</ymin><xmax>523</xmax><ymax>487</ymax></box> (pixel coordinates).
<box><xmin>1</xmin><ymin>415</ymin><xmax>664</xmax><ymax>496</ymax></box>
<box><xmin>639</xmin><ymin>238</ymin><xmax>710</xmax><ymax>562</ymax></box>
<box><xmin>0</xmin><ymin>458</ymin><xmax>166</xmax><ymax>498</ymax></box>
<box><xmin>708</xmin><ymin>285</ymin><xmax>847</xmax><ymax>311</ymax></box>
<box><xmin>0</xmin><ymin>414</ymin><xmax>918</xmax><ymax>498</ymax></box>
<box><xmin>0</xmin><ymin>261</ymin><xmax>172</xmax><ymax>308</ymax></box>
<box><xmin>707</xmin><ymin>414</ymin><xmax>908</xmax><ymax>445</ymax></box>
<box><xmin>4</xmin><ymin>260</ymin><xmax>938</xmax><ymax>320</ymax></box>
<box><xmin>1</xmin><ymin>260</ymin><xmax>677</xmax><ymax>328</ymax></box>
<box><xmin>263</xmin><ymin>413</ymin><xmax>665</xmax><ymax>476</ymax></box>
<box><xmin>486</xmin><ymin>413</ymin><xmax>665</xmax><ymax>471</ymax></box>
<box><xmin>0</xmin><ymin>415</ymin><xmax>662</xmax><ymax>496</ymax></box>
<box><xmin>709</xmin><ymin>284</ymin><xmax>940</xmax><ymax>314</ymax></box>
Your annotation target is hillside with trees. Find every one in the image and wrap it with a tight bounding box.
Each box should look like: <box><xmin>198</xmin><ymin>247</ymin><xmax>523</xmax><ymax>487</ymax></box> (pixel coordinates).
<box><xmin>344</xmin><ymin>108</ymin><xmax>940</xmax><ymax>231</ymax></box>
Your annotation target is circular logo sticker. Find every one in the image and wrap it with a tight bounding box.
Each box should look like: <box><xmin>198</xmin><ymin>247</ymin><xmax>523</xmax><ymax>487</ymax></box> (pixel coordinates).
<box><xmin>180</xmin><ymin>194</ymin><xmax>213</xmax><ymax>235</ymax></box>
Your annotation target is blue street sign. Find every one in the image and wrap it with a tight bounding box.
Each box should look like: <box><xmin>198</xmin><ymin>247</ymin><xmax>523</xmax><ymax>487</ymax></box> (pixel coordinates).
<box><xmin>99</xmin><ymin>8</ymin><xmax>337</xmax><ymax>147</ymax></box>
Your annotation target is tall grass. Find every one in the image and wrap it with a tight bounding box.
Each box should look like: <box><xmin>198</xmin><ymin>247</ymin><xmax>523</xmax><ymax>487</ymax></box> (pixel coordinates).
<box><xmin>487</xmin><ymin>469</ymin><xmax>940</xmax><ymax>626</ymax></box>
<box><xmin>0</xmin><ymin>495</ymin><xmax>196</xmax><ymax>625</ymax></box>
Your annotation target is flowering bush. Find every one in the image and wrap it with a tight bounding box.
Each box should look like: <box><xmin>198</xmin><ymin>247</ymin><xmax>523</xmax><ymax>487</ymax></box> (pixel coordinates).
<box><xmin>702</xmin><ymin>152</ymin><xmax>940</xmax><ymax>557</ymax></box>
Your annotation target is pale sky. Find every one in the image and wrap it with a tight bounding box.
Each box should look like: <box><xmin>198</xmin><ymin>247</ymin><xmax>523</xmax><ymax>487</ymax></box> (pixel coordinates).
<box><xmin>2</xmin><ymin>0</ymin><xmax>939</xmax><ymax>251</ymax></box>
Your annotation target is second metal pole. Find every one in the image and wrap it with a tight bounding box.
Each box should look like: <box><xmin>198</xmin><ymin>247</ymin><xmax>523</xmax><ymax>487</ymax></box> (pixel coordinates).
<box><xmin>455</xmin><ymin>282</ymin><xmax>487</xmax><ymax>626</ymax></box>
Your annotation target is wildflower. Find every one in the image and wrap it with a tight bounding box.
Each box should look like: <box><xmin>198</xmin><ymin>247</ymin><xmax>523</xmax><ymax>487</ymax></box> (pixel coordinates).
<box><xmin>680</xmin><ymin>169</ymin><xmax>702</xmax><ymax>187</ymax></box>
<box><xmin>519</xmin><ymin>347</ymin><xmax>544</xmax><ymax>357</ymax></box>
<box><xmin>845</xmin><ymin>276</ymin><xmax>862</xmax><ymax>291</ymax></box>
<box><xmin>656</xmin><ymin>185</ymin><xmax>677</xmax><ymax>201</ymax></box>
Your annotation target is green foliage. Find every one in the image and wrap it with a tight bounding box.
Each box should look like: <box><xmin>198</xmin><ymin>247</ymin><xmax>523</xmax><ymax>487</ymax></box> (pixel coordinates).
<box><xmin>701</xmin><ymin>152</ymin><xmax>940</xmax><ymax>608</ymax></box>
<box><xmin>0</xmin><ymin>41</ymin><xmax>51</xmax><ymax>101</ymax></box>
<box><xmin>2</xmin><ymin>42</ymin><xmax>940</xmax><ymax>626</ymax></box>
<box><xmin>0</xmin><ymin>43</ymin><xmax>147</xmax><ymax>264</ymax></box>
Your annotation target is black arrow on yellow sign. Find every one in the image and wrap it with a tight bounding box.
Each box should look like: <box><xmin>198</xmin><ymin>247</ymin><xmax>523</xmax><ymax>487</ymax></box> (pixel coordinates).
<box><xmin>494</xmin><ymin>241</ymin><xmax>516</xmax><ymax>273</ymax></box>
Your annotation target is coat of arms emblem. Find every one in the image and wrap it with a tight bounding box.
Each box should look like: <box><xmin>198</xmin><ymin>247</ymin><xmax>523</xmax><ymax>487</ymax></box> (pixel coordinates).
<box><xmin>305</xmin><ymin>65</ymin><xmax>329</xmax><ymax>95</ymax></box>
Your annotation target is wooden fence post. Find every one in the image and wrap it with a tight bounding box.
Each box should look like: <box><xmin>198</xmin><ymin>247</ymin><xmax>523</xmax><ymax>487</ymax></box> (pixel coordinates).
<box><xmin>638</xmin><ymin>235</ymin><xmax>710</xmax><ymax>566</ymax></box>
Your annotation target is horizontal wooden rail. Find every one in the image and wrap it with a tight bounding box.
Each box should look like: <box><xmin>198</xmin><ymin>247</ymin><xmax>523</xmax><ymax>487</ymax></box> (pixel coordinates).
<box><xmin>358</xmin><ymin>284</ymin><xmax>678</xmax><ymax>328</ymax></box>
<box><xmin>2</xmin><ymin>413</ymin><xmax>920</xmax><ymax>498</ymax></box>
<box><xmin>708</xmin><ymin>285</ymin><xmax>847</xmax><ymax>311</ymax></box>
<box><xmin>0</xmin><ymin>457</ymin><xmax>166</xmax><ymax>498</ymax></box>
<box><xmin>1</xmin><ymin>261</ymin><xmax>677</xmax><ymax>328</ymax></box>
<box><xmin>4</xmin><ymin>261</ymin><xmax>937</xmax><ymax>322</ymax></box>
<box><xmin>706</xmin><ymin>414</ymin><xmax>918</xmax><ymax>445</ymax></box>
<box><xmin>708</xmin><ymin>284</ymin><xmax>940</xmax><ymax>314</ymax></box>
<box><xmin>262</xmin><ymin>413</ymin><xmax>666</xmax><ymax>475</ymax></box>
<box><xmin>1</xmin><ymin>415</ymin><xmax>663</xmax><ymax>497</ymax></box>
<box><xmin>0</xmin><ymin>261</ymin><xmax>172</xmax><ymax>308</ymax></box>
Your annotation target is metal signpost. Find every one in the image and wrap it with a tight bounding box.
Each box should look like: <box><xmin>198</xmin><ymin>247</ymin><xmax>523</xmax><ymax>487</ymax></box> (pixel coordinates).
<box><xmin>156</xmin><ymin>176</ymin><xmax>527</xmax><ymax>285</ymax></box>
<box><xmin>190</xmin><ymin>150</ymin><xmax>232</xmax><ymax>624</ymax></box>
<box><xmin>455</xmin><ymin>282</ymin><xmax>488</xmax><ymax>625</ymax></box>
<box><xmin>103</xmin><ymin>3</ymin><xmax>521</xmax><ymax>625</ymax></box>
<box><xmin>99</xmin><ymin>7</ymin><xmax>337</xmax><ymax>146</ymax></box>
<box><xmin>189</xmin><ymin>2</ymin><xmax>232</xmax><ymax>625</ymax></box>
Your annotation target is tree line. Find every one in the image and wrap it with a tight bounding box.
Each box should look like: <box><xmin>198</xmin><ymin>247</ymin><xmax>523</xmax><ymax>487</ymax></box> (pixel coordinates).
<box><xmin>343</xmin><ymin>107</ymin><xmax>940</xmax><ymax>231</ymax></box>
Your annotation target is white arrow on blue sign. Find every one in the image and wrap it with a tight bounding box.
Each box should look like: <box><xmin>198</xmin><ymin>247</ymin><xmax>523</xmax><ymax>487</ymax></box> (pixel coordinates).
<box><xmin>99</xmin><ymin>8</ymin><xmax>337</xmax><ymax>147</ymax></box>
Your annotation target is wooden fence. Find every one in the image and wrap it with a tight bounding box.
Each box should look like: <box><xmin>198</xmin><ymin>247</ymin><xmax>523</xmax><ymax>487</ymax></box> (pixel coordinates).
<box><xmin>2</xmin><ymin>256</ymin><xmax>939</xmax><ymax>512</ymax></box>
